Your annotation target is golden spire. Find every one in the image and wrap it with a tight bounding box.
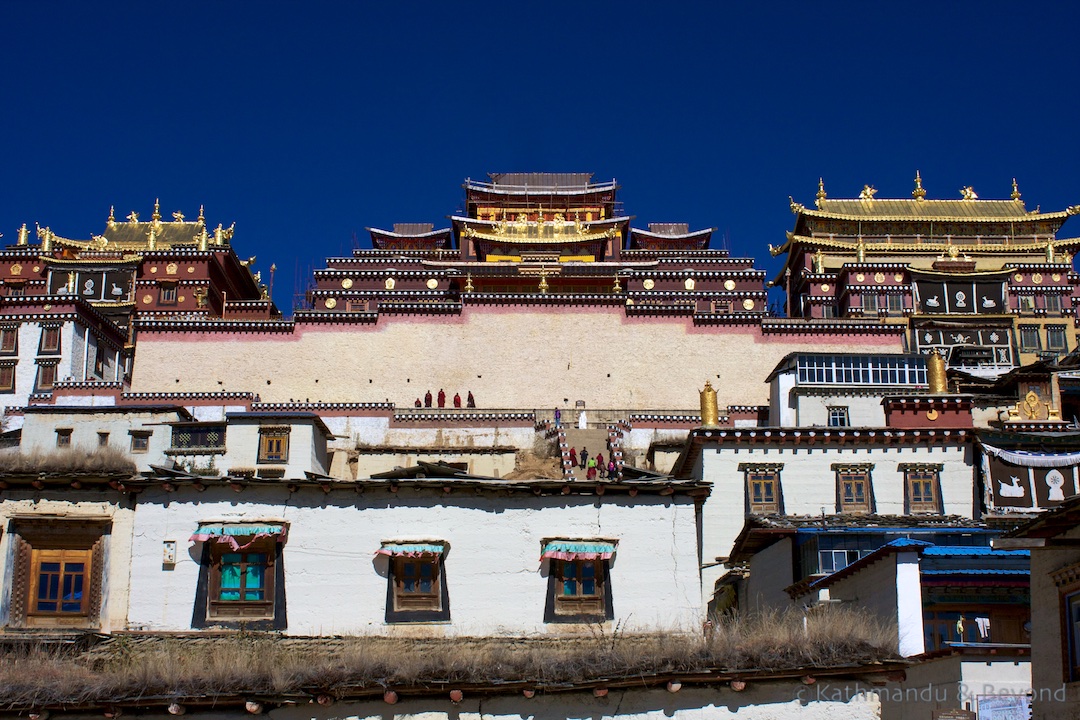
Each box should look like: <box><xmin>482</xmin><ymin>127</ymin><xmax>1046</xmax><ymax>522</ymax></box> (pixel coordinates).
<box><xmin>107</xmin><ymin>205</ymin><xmax>116</xmax><ymax>226</ymax></box>
<box><xmin>912</xmin><ymin>171</ymin><xmax>926</xmax><ymax>200</ymax></box>
<box><xmin>815</xmin><ymin>178</ymin><xmax>827</xmax><ymax>207</ymax></box>
<box><xmin>464</xmin><ymin>273</ymin><xmax>474</xmax><ymax>293</ymax></box>
<box><xmin>1011</xmin><ymin>178</ymin><xmax>1022</xmax><ymax>201</ymax></box>
<box><xmin>613</xmin><ymin>274</ymin><xmax>622</xmax><ymax>293</ymax></box>
<box><xmin>152</xmin><ymin>199</ymin><xmax>161</xmax><ymax>222</ymax></box>
<box><xmin>197</xmin><ymin>204</ymin><xmax>205</xmax><ymax>223</ymax></box>
<box><xmin>17</xmin><ymin>223</ymin><xmax>28</xmax><ymax>245</ymax></box>
<box><xmin>538</xmin><ymin>267</ymin><xmax>549</xmax><ymax>294</ymax></box>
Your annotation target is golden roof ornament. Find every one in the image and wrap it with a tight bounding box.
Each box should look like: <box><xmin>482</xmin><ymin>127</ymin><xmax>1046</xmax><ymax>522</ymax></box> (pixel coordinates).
<box><xmin>146</xmin><ymin>225</ymin><xmax>158</xmax><ymax>251</ymax></box>
<box><xmin>172</xmin><ymin>210</ymin><xmax>185</xmax><ymax>222</ymax></box>
<box><xmin>813</xmin><ymin>248</ymin><xmax>825</xmax><ymax>274</ymax></box>
<box><xmin>107</xmin><ymin>206</ymin><xmax>116</xmax><ymax>227</ymax></box>
<box><xmin>152</xmin><ymin>199</ymin><xmax>161</xmax><ymax>222</ymax></box>
<box><xmin>538</xmin><ymin>267</ymin><xmax>549</xmax><ymax>294</ymax></box>
<box><xmin>789</xmin><ymin>196</ymin><xmax>805</xmax><ymax>214</ymax></box>
<box><xmin>17</xmin><ymin>223</ymin><xmax>28</xmax><ymax>245</ymax></box>
<box><xmin>197</xmin><ymin>205</ymin><xmax>205</xmax><ymax>224</ymax></box>
<box><xmin>859</xmin><ymin>185</ymin><xmax>877</xmax><ymax>200</ymax></box>
<box><xmin>1011</xmin><ymin>178</ymin><xmax>1022</xmax><ymax>201</ymax></box>
<box><xmin>37</xmin><ymin>224</ymin><xmax>53</xmax><ymax>252</ymax></box>
<box><xmin>197</xmin><ymin>225</ymin><xmax>209</xmax><ymax>251</ymax></box>
<box><xmin>613</xmin><ymin>273</ymin><xmax>622</xmax><ymax>293</ymax></box>
<box><xmin>960</xmin><ymin>186</ymin><xmax>978</xmax><ymax>200</ymax></box>
<box><xmin>464</xmin><ymin>273</ymin><xmax>474</xmax><ymax>293</ymax></box>
<box><xmin>856</xmin><ymin>236</ymin><xmax>866</xmax><ymax>262</ymax></box>
<box><xmin>127</xmin><ymin>210</ymin><xmax>139</xmax><ymax>223</ymax></box>
<box><xmin>815</xmin><ymin>178</ymin><xmax>827</xmax><ymax>207</ymax></box>
<box><xmin>1047</xmin><ymin>240</ymin><xmax>1056</xmax><ymax>263</ymax></box>
<box><xmin>912</xmin><ymin>171</ymin><xmax>926</xmax><ymax>200</ymax></box>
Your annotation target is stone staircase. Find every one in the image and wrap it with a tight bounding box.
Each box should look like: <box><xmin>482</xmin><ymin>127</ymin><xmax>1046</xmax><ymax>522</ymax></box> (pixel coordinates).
<box><xmin>561</xmin><ymin>427</ymin><xmax>616</xmax><ymax>479</ymax></box>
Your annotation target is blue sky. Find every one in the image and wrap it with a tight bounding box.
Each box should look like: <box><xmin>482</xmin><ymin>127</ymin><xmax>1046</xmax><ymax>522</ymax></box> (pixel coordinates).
<box><xmin>3</xmin><ymin>2</ymin><xmax>1079</xmax><ymax>313</ymax></box>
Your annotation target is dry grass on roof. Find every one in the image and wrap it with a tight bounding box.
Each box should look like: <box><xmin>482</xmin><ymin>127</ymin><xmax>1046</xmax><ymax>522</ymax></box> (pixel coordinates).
<box><xmin>0</xmin><ymin>607</ymin><xmax>898</xmax><ymax>708</ymax></box>
<box><xmin>0</xmin><ymin>447</ymin><xmax>136</xmax><ymax>476</ymax></box>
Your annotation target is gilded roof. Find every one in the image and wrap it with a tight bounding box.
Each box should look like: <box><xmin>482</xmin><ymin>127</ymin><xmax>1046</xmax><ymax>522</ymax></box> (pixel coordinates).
<box><xmin>795</xmin><ymin>197</ymin><xmax>1080</xmax><ymax>222</ymax></box>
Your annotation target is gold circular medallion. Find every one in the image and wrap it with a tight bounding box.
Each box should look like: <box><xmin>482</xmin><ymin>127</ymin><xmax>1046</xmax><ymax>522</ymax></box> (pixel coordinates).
<box><xmin>684</xmin><ymin>278</ymin><xmax>696</xmax><ymax>290</ymax></box>
<box><xmin>874</xmin><ymin>272</ymin><xmax>885</xmax><ymax>283</ymax></box>
<box><xmin>723</xmin><ymin>279</ymin><xmax>736</xmax><ymax>291</ymax></box>
<box><xmin>427</xmin><ymin>278</ymin><xmax>439</xmax><ymax>289</ymax></box>
<box><xmin>642</xmin><ymin>279</ymin><xmax>655</xmax><ymax>290</ymax></box>
<box><xmin>1032</xmin><ymin>273</ymin><xmax>1043</xmax><ymax>284</ymax></box>
<box><xmin>1014</xmin><ymin>273</ymin><xmax>1024</xmax><ymax>282</ymax></box>
<box><xmin>150</xmin><ymin>267</ymin><xmax>158</xmax><ymax>274</ymax></box>
<box><xmin>10</xmin><ymin>264</ymin><xmax>22</xmax><ymax>276</ymax></box>
<box><xmin>325</xmin><ymin>297</ymin><xmax>337</xmax><ymax>309</ymax></box>
<box><xmin>42</xmin><ymin>304</ymin><xmax>51</xmax><ymax>311</ymax></box>
<box><xmin>142</xmin><ymin>294</ymin><xmax>153</xmax><ymax>304</ymax></box>
<box><xmin>742</xmin><ymin>298</ymin><xmax>755</xmax><ymax>310</ymax></box>
<box><xmin>341</xmin><ymin>278</ymin><xmax>353</xmax><ymax>289</ymax></box>
<box><xmin>820</xmin><ymin>284</ymin><xmax>831</xmax><ymax>292</ymax></box>
<box><xmin>385</xmin><ymin>277</ymin><xmax>396</xmax><ymax>290</ymax></box>
<box><xmin>1053</xmin><ymin>273</ymin><xmax>1062</xmax><ymax>282</ymax></box>
<box><xmin>926</xmin><ymin>408</ymin><xmax>939</xmax><ymax>421</ymax></box>
<box><xmin>166</xmin><ymin>262</ymin><xmax>178</xmax><ymax>275</ymax></box>
<box><xmin>856</xmin><ymin>273</ymin><xmax>865</xmax><ymax>282</ymax></box>
<box><xmin>178</xmin><ymin>296</ymin><xmax>185</xmax><ymax>303</ymax></box>
<box><xmin>894</xmin><ymin>273</ymin><xmax>904</xmax><ymax>282</ymax></box>
<box><xmin>32</xmin><ymin>265</ymin><xmax>40</xmax><ymax>273</ymax></box>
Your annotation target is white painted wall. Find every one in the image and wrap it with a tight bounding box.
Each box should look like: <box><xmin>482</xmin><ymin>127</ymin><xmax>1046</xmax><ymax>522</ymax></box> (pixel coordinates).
<box><xmin>0</xmin><ymin>491</ymin><xmax>134</xmax><ymax>632</ymax></box>
<box><xmin>795</xmin><ymin>393</ymin><xmax>887</xmax><ymax>428</ymax></box>
<box><xmin>219</xmin><ymin>420</ymin><xmax>328</xmax><ymax>477</ymax></box>
<box><xmin>19</xmin><ymin>408</ymin><xmax>185</xmax><ymax>472</ymax></box>
<box><xmin>697</xmin><ymin>442</ymin><xmax>974</xmax><ymax>604</ymax></box>
<box><xmin>884</xmin><ymin>655</ymin><xmax>1031</xmax><ymax>720</ymax></box>
<box><xmin>127</xmin><ymin>486</ymin><xmax>703</xmax><ymax>636</ymax></box>
<box><xmin>744</xmin><ymin>537</ymin><xmax>795</xmax><ymax>612</ymax></box>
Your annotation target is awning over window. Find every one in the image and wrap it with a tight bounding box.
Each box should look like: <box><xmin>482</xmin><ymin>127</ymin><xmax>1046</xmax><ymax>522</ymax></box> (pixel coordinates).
<box><xmin>376</xmin><ymin>542</ymin><xmax>446</xmax><ymax>557</ymax></box>
<box><xmin>190</xmin><ymin>522</ymin><xmax>288</xmax><ymax>550</ymax></box>
<box><xmin>982</xmin><ymin>444</ymin><xmax>1080</xmax><ymax>468</ymax></box>
<box><xmin>541</xmin><ymin>540</ymin><xmax>617</xmax><ymax>561</ymax></box>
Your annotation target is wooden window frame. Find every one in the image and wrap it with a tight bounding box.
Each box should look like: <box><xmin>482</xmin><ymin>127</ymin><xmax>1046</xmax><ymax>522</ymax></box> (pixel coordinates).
<box><xmin>55</xmin><ymin>428</ymin><xmax>72</xmax><ymax>448</ymax></box>
<box><xmin>205</xmin><ymin>538</ymin><xmax>277</xmax><ymax>622</ymax></box>
<box><xmin>7</xmin><ymin>521</ymin><xmax>108</xmax><ymax>629</ymax></box>
<box><xmin>93</xmin><ymin>345</ymin><xmax>106</xmax><ymax>378</ymax></box>
<box><xmin>1019</xmin><ymin>324</ymin><xmax>1041</xmax><ymax>352</ymax></box>
<box><xmin>833</xmin><ymin>465</ymin><xmax>874</xmax><ymax>514</ymax></box>
<box><xmin>740</xmin><ymin>463</ymin><xmax>783</xmax><ymax>514</ymax></box>
<box><xmin>35</xmin><ymin>362</ymin><xmax>57</xmax><ymax>392</ymax></box>
<box><xmin>1066</xmin><ymin>589</ymin><xmax>1080</xmax><ymax>682</ymax></box>
<box><xmin>902</xmin><ymin>465</ymin><xmax>943</xmax><ymax>514</ymax></box>
<box><xmin>159</xmin><ymin>282</ymin><xmax>178</xmax><ymax>305</ymax></box>
<box><xmin>258</xmin><ymin>427</ymin><xmax>290</xmax><ymax>464</ymax></box>
<box><xmin>130</xmin><ymin>430</ymin><xmax>151</xmax><ymax>453</ymax></box>
<box><xmin>1048</xmin><ymin>325</ymin><xmax>1068</xmax><ymax>352</ymax></box>
<box><xmin>0</xmin><ymin>325</ymin><xmax>17</xmax><ymax>354</ymax></box>
<box><xmin>39</xmin><ymin>325</ymin><xmax>61</xmax><ymax>354</ymax></box>
<box><xmin>0</xmin><ymin>362</ymin><xmax>15</xmax><ymax>393</ymax></box>
<box><xmin>385</xmin><ymin>553</ymin><xmax>450</xmax><ymax>623</ymax></box>
<box><xmin>827</xmin><ymin>406</ymin><xmax>850</xmax><ymax>428</ymax></box>
<box><xmin>546</xmin><ymin>558</ymin><xmax>611</xmax><ymax>622</ymax></box>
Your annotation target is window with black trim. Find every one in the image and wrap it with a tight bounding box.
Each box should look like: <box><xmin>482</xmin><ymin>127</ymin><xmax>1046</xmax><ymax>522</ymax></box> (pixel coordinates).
<box><xmin>0</xmin><ymin>324</ymin><xmax>17</xmax><ymax>354</ymax></box>
<box><xmin>35</xmin><ymin>362</ymin><xmax>57</xmax><ymax>392</ymax></box>
<box><xmin>56</xmin><ymin>428</ymin><xmax>72</xmax><ymax>447</ymax></box>
<box><xmin>861</xmin><ymin>294</ymin><xmax>879</xmax><ymax>312</ymax></box>
<box><xmin>130</xmin><ymin>430</ymin><xmax>151</xmax><ymax>453</ymax></box>
<box><xmin>887</xmin><ymin>294</ymin><xmax>905</xmax><ymax>313</ymax></box>
<box><xmin>1046</xmin><ymin>293</ymin><xmax>1063</xmax><ymax>313</ymax></box>
<box><xmin>191</xmin><ymin>527</ymin><xmax>287</xmax><ymax>630</ymax></box>
<box><xmin>97</xmin><ymin>432</ymin><xmax>110</xmax><ymax>448</ymax></box>
<box><xmin>379</xmin><ymin>543</ymin><xmax>450</xmax><ymax>623</ymax></box>
<box><xmin>827</xmin><ymin>406</ymin><xmax>850</xmax><ymax>427</ymax></box>
<box><xmin>1019</xmin><ymin>295</ymin><xmax>1035</xmax><ymax>314</ymax></box>
<box><xmin>834</xmin><ymin>464</ymin><xmax>873</xmax><ymax>514</ymax></box>
<box><xmin>159</xmin><ymin>282</ymin><xmax>178</xmax><ymax>305</ymax></box>
<box><xmin>541</xmin><ymin>539</ymin><xmax>616</xmax><ymax>623</ymax></box>
<box><xmin>5</xmin><ymin>520</ymin><xmax>108</xmax><ymax>629</ymax></box>
<box><xmin>170</xmin><ymin>423</ymin><xmax>226</xmax><ymax>452</ymax></box>
<box><xmin>0</xmin><ymin>362</ymin><xmax>14</xmax><ymax>393</ymax></box>
<box><xmin>1067</xmin><ymin>590</ymin><xmax>1080</xmax><ymax>682</ymax></box>
<box><xmin>1019</xmin><ymin>325</ymin><xmax>1040</xmax><ymax>351</ymax></box>
<box><xmin>901</xmin><ymin>464</ymin><xmax>943</xmax><ymax>513</ymax></box>
<box><xmin>740</xmin><ymin>463</ymin><xmax>783</xmax><ymax>514</ymax></box>
<box><xmin>39</xmin><ymin>325</ymin><xmax>61</xmax><ymax>354</ymax></box>
<box><xmin>1048</xmin><ymin>325</ymin><xmax>1068</xmax><ymax>352</ymax></box>
<box><xmin>258</xmin><ymin>427</ymin><xmax>290</xmax><ymax>463</ymax></box>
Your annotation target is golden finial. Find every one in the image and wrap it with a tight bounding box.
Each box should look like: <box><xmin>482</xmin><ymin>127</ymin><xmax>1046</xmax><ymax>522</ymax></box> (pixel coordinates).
<box><xmin>152</xmin><ymin>198</ymin><xmax>161</xmax><ymax>222</ymax></box>
<box><xmin>127</xmin><ymin>210</ymin><xmax>139</xmax><ymax>223</ymax></box>
<box><xmin>859</xmin><ymin>185</ymin><xmax>877</xmax><ymax>200</ymax></box>
<box><xmin>107</xmin><ymin>205</ymin><xmax>115</xmax><ymax>226</ymax></box>
<box><xmin>147</xmin><ymin>225</ymin><xmax>158</xmax><ymax>250</ymax></box>
<box><xmin>172</xmin><ymin>210</ymin><xmax>185</xmax><ymax>222</ymax></box>
<box><xmin>912</xmin><ymin>171</ymin><xmax>926</xmax><ymax>200</ymax></box>
<box><xmin>613</xmin><ymin>274</ymin><xmax>622</xmax><ymax>293</ymax></box>
<box><xmin>1011</xmin><ymin>178</ymin><xmax>1022</xmax><ymax>201</ymax></box>
<box><xmin>464</xmin><ymin>273</ymin><xmax>474</xmax><ymax>293</ymax></box>
<box><xmin>197</xmin><ymin>205</ymin><xmax>205</xmax><ymax>223</ymax></box>
<box><xmin>960</xmin><ymin>186</ymin><xmax>978</xmax><ymax>200</ymax></box>
<box><xmin>815</xmin><ymin>178</ymin><xmax>827</xmax><ymax>205</ymax></box>
<box><xmin>699</xmin><ymin>381</ymin><xmax>720</xmax><ymax>428</ymax></box>
<box><xmin>197</xmin><ymin>225</ymin><xmax>209</xmax><ymax>251</ymax></box>
<box><xmin>538</xmin><ymin>267</ymin><xmax>549</xmax><ymax>294</ymax></box>
<box><xmin>17</xmin><ymin>223</ymin><xmax>28</xmax><ymax>245</ymax></box>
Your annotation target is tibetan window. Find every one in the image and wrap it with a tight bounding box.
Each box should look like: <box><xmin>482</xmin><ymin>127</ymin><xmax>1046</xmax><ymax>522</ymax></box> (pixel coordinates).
<box><xmin>1019</xmin><ymin>325</ymin><xmax>1040</xmax><ymax>351</ymax></box>
<box><xmin>900</xmin><ymin>463</ymin><xmax>943</xmax><ymax>514</ymax></box>
<box><xmin>0</xmin><ymin>362</ymin><xmax>14</xmax><ymax>393</ymax></box>
<box><xmin>191</xmin><ymin>522</ymin><xmax>288</xmax><ymax>630</ymax></box>
<box><xmin>130</xmin><ymin>430</ymin><xmax>152</xmax><ymax>453</ymax></box>
<box><xmin>170</xmin><ymin>423</ymin><xmax>226</xmax><ymax>452</ymax></box>
<box><xmin>159</xmin><ymin>282</ymin><xmax>178</xmax><ymax>305</ymax></box>
<box><xmin>1047</xmin><ymin>325</ymin><xmax>1068</xmax><ymax>352</ymax></box>
<box><xmin>834</xmin><ymin>464</ymin><xmax>874</xmax><ymax>514</ymax></box>
<box><xmin>827</xmin><ymin>406</ymin><xmax>850</xmax><ymax>428</ymax></box>
<box><xmin>377</xmin><ymin>542</ymin><xmax>450</xmax><ymax>622</ymax></box>
<box><xmin>258</xmin><ymin>426</ymin><xmax>290</xmax><ymax>464</ymax></box>
<box><xmin>740</xmin><ymin>463</ymin><xmax>783</xmax><ymax>514</ymax></box>
<box><xmin>0</xmin><ymin>324</ymin><xmax>17</xmax><ymax>354</ymax></box>
<box><xmin>541</xmin><ymin>539</ymin><xmax>616</xmax><ymax>623</ymax></box>
<box><xmin>55</xmin><ymin>428</ymin><xmax>72</xmax><ymax>448</ymax></box>
<box><xmin>1046</xmin><ymin>293</ymin><xmax>1063</xmax><ymax>313</ymax></box>
<box><xmin>5</xmin><ymin>519</ymin><xmax>109</xmax><ymax>629</ymax></box>
<box><xmin>35</xmin><ymin>361</ymin><xmax>57</xmax><ymax>392</ymax></box>
<box><xmin>39</xmin><ymin>325</ymin><xmax>61</xmax><ymax>354</ymax></box>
